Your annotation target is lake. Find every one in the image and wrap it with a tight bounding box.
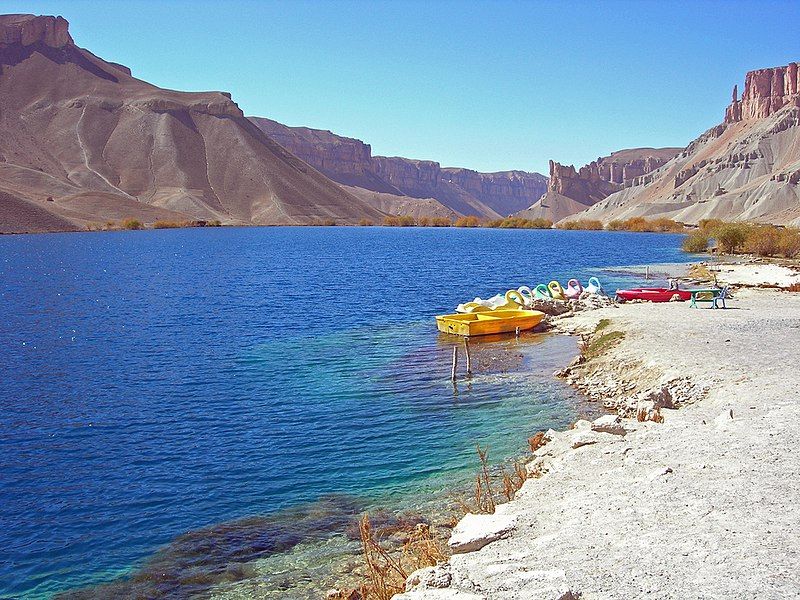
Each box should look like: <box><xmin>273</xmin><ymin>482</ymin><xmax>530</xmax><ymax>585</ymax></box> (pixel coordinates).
<box><xmin>0</xmin><ymin>227</ymin><xmax>691</xmax><ymax>599</ymax></box>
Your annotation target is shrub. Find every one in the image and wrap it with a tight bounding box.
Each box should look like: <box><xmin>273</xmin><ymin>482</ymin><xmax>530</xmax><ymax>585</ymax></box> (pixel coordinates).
<box><xmin>383</xmin><ymin>215</ymin><xmax>416</xmax><ymax>227</ymax></box>
<box><xmin>777</xmin><ymin>227</ymin><xmax>800</xmax><ymax>258</ymax></box>
<box><xmin>743</xmin><ymin>225</ymin><xmax>782</xmax><ymax>256</ymax></box>
<box><xmin>714</xmin><ymin>223</ymin><xmax>749</xmax><ymax>253</ymax></box>
<box><xmin>485</xmin><ymin>217</ymin><xmax>551</xmax><ymax>229</ymax></box>
<box><xmin>416</xmin><ymin>216</ymin><xmax>431</xmax><ymax>227</ymax></box>
<box><xmin>209</xmin><ymin>220</ymin><xmax>222</xmax><ymax>227</ymax></box>
<box><xmin>649</xmin><ymin>218</ymin><xmax>685</xmax><ymax>232</ymax></box>
<box><xmin>430</xmin><ymin>217</ymin><xmax>452</xmax><ymax>227</ymax></box>
<box><xmin>358</xmin><ymin>218</ymin><xmax>374</xmax><ymax>226</ymax></box>
<box><xmin>121</xmin><ymin>218</ymin><xmax>143</xmax><ymax>230</ymax></box>
<box><xmin>153</xmin><ymin>220</ymin><xmax>182</xmax><ymax>229</ymax></box>
<box><xmin>454</xmin><ymin>215</ymin><xmax>481</xmax><ymax>227</ymax></box>
<box><xmin>557</xmin><ymin>219</ymin><xmax>604</xmax><ymax>230</ymax></box>
<box><xmin>698</xmin><ymin>218</ymin><xmax>726</xmax><ymax>236</ymax></box>
<box><xmin>682</xmin><ymin>231</ymin><xmax>710</xmax><ymax>253</ymax></box>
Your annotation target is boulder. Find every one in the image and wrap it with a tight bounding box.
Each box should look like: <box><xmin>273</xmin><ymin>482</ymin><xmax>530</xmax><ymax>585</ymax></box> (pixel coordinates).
<box><xmin>448</xmin><ymin>512</ymin><xmax>516</xmax><ymax>554</ymax></box>
<box><xmin>591</xmin><ymin>414</ymin><xmax>627</xmax><ymax>436</ymax></box>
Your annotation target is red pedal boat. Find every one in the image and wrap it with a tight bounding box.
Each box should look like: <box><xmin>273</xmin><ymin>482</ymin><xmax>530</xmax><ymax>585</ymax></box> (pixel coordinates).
<box><xmin>615</xmin><ymin>287</ymin><xmax>692</xmax><ymax>302</ymax></box>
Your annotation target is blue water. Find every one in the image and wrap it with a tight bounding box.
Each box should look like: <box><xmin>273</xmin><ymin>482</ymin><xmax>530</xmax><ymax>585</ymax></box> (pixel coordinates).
<box><xmin>0</xmin><ymin>227</ymin><xmax>690</xmax><ymax>598</ymax></box>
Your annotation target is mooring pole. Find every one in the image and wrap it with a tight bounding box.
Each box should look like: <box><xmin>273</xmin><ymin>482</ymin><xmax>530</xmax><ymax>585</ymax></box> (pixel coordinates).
<box><xmin>464</xmin><ymin>338</ymin><xmax>472</xmax><ymax>377</ymax></box>
<box><xmin>515</xmin><ymin>327</ymin><xmax>520</xmax><ymax>338</ymax></box>
<box><xmin>451</xmin><ymin>346</ymin><xmax>458</xmax><ymax>382</ymax></box>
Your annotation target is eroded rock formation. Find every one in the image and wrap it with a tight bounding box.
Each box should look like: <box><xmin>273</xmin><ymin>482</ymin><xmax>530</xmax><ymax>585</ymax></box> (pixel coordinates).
<box><xmin>572</xmin><ymin>62</ymin><xmax>800</xmax><ymax>226</ymax></box>
<box><xmin>518</xmin><ymin>148</ymin><xmax>681</xmax><ymax>222</ymax></box>
<box><xmin>725</xmin><ymin>63</ymin><xmax>800</xmax><ymax>123</ymax></box>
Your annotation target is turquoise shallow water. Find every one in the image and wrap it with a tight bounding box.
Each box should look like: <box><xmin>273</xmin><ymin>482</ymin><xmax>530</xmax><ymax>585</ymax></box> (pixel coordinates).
<box><xmin>0</xmin><ymin>227</ymin><xmax>691</xmax><ymax>598</ymax></box>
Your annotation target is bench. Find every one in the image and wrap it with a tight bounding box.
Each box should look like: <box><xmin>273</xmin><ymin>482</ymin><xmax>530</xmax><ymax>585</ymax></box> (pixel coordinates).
<box><xmin>690</xmin><ymin>286</ymin><xmax>729</xmax><ymax>309</ymax></box>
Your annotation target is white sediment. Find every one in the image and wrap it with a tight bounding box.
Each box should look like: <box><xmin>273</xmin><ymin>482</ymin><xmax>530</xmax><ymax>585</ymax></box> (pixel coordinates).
<box><xmin>399</xmin><ymin>263</ymin><xmax>800</xmax><ymax>599</ymax></box>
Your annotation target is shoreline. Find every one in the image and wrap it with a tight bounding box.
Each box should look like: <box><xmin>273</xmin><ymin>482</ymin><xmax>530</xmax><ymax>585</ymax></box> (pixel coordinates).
<box><xmin>398</xmin><ymin>259</ymin><xmax>800</xmax><ymax>599</ymax></box>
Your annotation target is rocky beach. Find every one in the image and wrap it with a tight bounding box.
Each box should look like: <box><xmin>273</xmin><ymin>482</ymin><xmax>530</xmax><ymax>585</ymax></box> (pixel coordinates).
<box><xmin>399</xmin><ymin>261</ymin><xmax>800</xmax><ymax>599</ymax></box>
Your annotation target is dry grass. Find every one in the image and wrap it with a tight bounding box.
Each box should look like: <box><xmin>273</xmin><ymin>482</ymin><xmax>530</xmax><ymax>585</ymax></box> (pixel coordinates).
<box><xmin>637</xmin><ymin>406</ymin><xmax>665</xmax><ymax>423</ymax></box>
<box><xmin>356</xmin><ymin>514</ymin><xmax>448</xmax><ymax>600</ymax></box>
<box><xmin>557</xmin><ymin>219</ymin><xmax>604</xmax><ymax>230</ymax></box>
<box><xmin>528</xmin><ymin>431</ymin><xmax>546</xmax><ymax>452</ymax></box>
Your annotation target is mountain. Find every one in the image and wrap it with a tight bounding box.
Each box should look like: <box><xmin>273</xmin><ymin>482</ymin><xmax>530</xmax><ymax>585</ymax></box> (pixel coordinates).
<box><xmin>569</xmin><ymin>62</ymin><xmax>800</xmax><ymax>226</ymax></box>
<box><xmin>516</xmin><ymin>148</ymin><xmax>681</xmax><ymax>222</ymax></box>
<box><xmin>251</xmin><ymin>117</ymin><xmax>547</xmax><ymax>218</ymax></box>
<box><xmin>0</xmin><ymin>14</ymin><xmax>385</xmax><ymax>232</ymax></box>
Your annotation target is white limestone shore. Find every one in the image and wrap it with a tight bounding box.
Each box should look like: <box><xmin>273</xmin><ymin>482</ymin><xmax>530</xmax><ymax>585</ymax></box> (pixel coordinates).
<box><xmin>398</xmin><ymin>262</ymin><xmax>800</xmax><ymax>600</ymax></box>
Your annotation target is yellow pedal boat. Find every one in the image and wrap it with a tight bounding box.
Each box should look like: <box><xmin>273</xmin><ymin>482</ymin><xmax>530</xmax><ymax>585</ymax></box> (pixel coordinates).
<box><xmin>435</xmin><ymin>309</ymin><xmax>545</xmax><ymax>337</ymax></box>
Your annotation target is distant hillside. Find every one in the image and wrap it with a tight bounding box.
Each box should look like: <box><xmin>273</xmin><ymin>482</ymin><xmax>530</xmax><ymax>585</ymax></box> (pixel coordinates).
<box><xmin>251</xmin><ymin>117</ymin><xmax>547</xmax><ymax>218</ymax></box>
<box><xmin>0</xmin><ymin>14</ymin><xmax>384</xmax><ymax>232</ymax></box>
<box><xmin>568</xmin><ymin>63</ymin><xmax>800</xmax><ymax>226</ymax></box>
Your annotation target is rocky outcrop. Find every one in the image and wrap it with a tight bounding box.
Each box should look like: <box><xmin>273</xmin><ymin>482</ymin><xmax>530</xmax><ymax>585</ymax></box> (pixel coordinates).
<box><xmin>517</xmin><ymin>148</ymin><xmax>680</xmax><ymax>222</ymax></box>
<box><xmin>249</xmin><ymin>117</ymin><xmax>399</xmax><ymax>194</ymax></box>
<box><xmin>0</xmin><ymin>14</ymin><xmax>385</xmax><ymax>231</ymax></box>
<box><xmin>0</xmin><ymin>14</ymin><xmax>72</xmax><ymax>48</ymax></box>
<box><xmin>725</xmin><ymin>63</ymin><xmax>800</xmax><ymax>123</ymax></box>
<box><xmin>572</xmin><ymin>62</ymin><xmax>800</xmax><ymax>226</ymax></box>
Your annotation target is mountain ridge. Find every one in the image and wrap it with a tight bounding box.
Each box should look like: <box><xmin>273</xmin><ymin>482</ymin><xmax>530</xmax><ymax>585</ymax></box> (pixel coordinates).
<box><xmin>0</xmin><ymin>13</ymin><xmax>385</xmax><ymax>232</ymax></box>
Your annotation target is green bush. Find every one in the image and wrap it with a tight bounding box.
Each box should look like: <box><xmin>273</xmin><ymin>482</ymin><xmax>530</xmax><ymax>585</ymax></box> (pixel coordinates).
<box><xmin>121</xmin><ymin>218</ymin><xmax>143</xmax><ymax>230</ymax></box>
<box><xmin>681</xmin><ymin>231</ymin><xmax>710</xmax><ymax>253</ymax></box>
<box><xmin>714</xmin><ymin>223</ymin><xmax>749</xmax><ymax>253</ymax></box>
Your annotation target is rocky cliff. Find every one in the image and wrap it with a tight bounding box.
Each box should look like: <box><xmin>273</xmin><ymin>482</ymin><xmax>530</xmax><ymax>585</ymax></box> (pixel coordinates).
<box><xmin>725</xmin><ymin>63</ymin><xmax>800</xmax><ymax>123</ymax></box>
<box><xmin>518</xmin><ymin>148</ymin><xmax>680</xmax><ymax>222</ymax></box>
<box><xmin>251</xmin><ymin>118</ymin><xmax>545</xmax><ymax>218</ymax></box>
<box><xmin>440</xmin><ymin>168</ymin><xmax>547</xmax><ymax>216</ymax></box>
<box><xmin>0</xmin><ymin>14</ymin><xmax>385</xmax><ymax>232</ymax></box>
<box><xmin>571</xmin><ymin>62</ymin><xmax>800</xmax><ymax>226</ymax></box>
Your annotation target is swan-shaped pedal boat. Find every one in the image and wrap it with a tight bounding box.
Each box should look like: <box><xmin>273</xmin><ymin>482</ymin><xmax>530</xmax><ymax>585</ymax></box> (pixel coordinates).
<box><xmin>586</xmin><ymin>276</ymin><xmax>604</xmax><ymax>295</ymax></box>
<box><xmin>564</xmin><ymin>278</ymin><xmax>583</xmax><ymax>300</ymax></box>
<box><xmin>456</xmin><ymin>289</ymin><xmax>526</xmax><ymax>313</ymax></box>
<box><xmin>547</xmin><ymin>280</ymin><xmax>566</xmax><ymax>301</ymax></box>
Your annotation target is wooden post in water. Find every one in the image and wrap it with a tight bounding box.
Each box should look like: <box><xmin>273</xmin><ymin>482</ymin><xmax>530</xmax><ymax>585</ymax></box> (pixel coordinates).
<box><xmin>464</xmin><ymin>338</ymin><xmax>472</xmax><ymax>377</ymax></box>
<box><xmin>646</xmin><ymin>265</ymin><xmax>650</xmax><ymax>280</ymax></box>
<box><xmin>515</xmin><ymin>327</ymin><xmax>520</xmax><ymax>338</ymax></box>
<box><xmin>451</xmin><ymin>346</ymin><xmax>458</xmax><ymax>382</ymax></box>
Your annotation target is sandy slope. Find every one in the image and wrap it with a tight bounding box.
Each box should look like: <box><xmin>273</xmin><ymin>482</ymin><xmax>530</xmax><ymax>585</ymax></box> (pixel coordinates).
<box><xmin>400</xmin><ymin>267</ymin><xmax>800</xmax><ymax>599</ymax></box>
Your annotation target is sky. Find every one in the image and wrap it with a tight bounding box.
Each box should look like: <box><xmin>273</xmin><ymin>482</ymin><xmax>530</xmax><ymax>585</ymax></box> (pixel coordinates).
<box><xmin>6</xmin><ymin>0</ymin><xmax>800</xmax><ymax>173</ymax></box>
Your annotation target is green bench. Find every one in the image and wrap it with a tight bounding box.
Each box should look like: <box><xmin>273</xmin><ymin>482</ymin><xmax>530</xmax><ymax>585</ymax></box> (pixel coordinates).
<box><xmin>689</xmin><ymin>286</ymin><xmax>729</xmax><ymax>309</ymax></box>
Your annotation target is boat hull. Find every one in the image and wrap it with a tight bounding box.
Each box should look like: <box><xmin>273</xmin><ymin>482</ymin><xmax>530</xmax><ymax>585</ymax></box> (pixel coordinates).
<box><xmin>435</xmin><ymin>309</ymin><xmax>545</xmax><ymax>337</ymax></box>
<box><xmin>616</xmin><ymin>288</ymin><xmax>692</xmax><ymax>302</ymax></box>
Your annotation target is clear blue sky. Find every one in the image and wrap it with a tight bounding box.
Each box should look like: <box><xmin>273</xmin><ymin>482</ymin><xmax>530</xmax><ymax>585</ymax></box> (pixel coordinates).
<box><xmin>7</xmin><ymin>0</ymin><xmax>800</xmax><ymax>173</ymax></box>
